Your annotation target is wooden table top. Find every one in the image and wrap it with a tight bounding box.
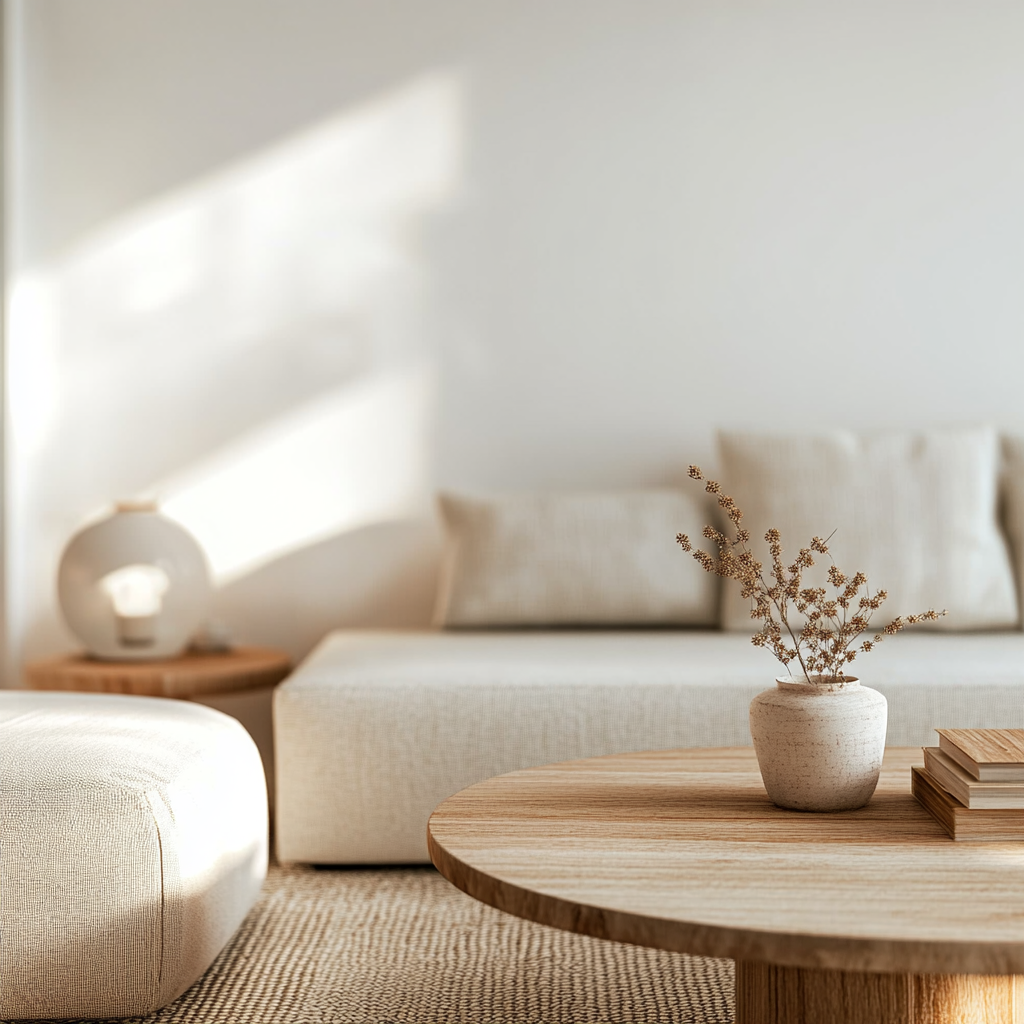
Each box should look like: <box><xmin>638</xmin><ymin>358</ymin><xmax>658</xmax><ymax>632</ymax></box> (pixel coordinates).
<box><xmin>24</xmin><ymin>646</ymin><xmax>291</xmax><ymax>699</ymax></box>
<box><xmin>428</xmin><ymin>747</ymin><xmax>1024</xmax><ymax>976</ymax></box>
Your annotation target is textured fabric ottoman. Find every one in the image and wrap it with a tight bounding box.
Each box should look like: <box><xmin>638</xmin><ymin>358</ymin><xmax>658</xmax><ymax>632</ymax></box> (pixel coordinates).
<box><xmin>0</xmin><ymin>690</ymin><xmax>268</xmax><ymax>1020</ymax></box>
<box><xmin>274</xmin><ymin>629</ymin><xmax>1024</xmax><ymax>865</ymax></box>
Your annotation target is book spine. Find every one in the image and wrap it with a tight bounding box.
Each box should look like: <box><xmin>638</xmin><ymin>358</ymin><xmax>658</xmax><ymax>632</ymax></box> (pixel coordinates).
<box><xmin>923</xmin><ymin>749</ymin><xmax>970</xmax><ymax>807</ymax></box>
<box><xmin>911</xmin><ymin>767</ymin><xmax>956</xmax><ymax>840</ymax></box>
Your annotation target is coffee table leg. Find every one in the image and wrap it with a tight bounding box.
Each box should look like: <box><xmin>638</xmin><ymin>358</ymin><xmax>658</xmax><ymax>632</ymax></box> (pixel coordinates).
<box><xmin>735</xmin><ymin>961</ymin><xmax>1023</xmax><ymax>1023</ymax></box>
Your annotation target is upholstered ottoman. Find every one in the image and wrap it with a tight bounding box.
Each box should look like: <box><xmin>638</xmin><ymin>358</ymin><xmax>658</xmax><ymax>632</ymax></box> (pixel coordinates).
<box><xmin>0</xmin><ymin>690</ymin><xmax>268</xmax><ymax>1020</ymax></box>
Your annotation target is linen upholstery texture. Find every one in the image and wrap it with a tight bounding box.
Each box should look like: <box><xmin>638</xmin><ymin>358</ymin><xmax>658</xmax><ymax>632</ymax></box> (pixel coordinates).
<box><xmin>0</xmin><ymin>691</ymin><xmax>268</xmax><ymax>1021</ymax></box>
<box><xmin>718</xmin><ymin>427</ymin><xmax>1018</xmax><ymax>633</ymax></box>
<box><xmin>274</xmin><ymin>629</ymin><xmax>1024</xmax><ymax>864</ymax></box>
<box><xmin>435</xmin><ymin>489</ymin><xmax>719</xmax><ymax>627</ymax></box>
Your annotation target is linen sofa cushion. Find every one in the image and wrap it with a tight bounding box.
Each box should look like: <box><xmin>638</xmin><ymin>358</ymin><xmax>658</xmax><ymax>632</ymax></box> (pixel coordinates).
<box><xmin>718</xmin><ymin>427</ymin><xmax>1017</xmax><ymax>633</ymax></box>
<box><xmin>435</xmin><ymin>490</ymin><xmax>718</xmax><ymax>627</ymax></box>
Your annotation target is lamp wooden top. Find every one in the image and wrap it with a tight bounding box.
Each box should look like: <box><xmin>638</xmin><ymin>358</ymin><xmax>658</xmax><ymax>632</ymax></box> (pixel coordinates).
<box><xmin>427</xmin><ymin>747</ymin><xmax>1024</xmax><ymax>976</ymax></box>
<box><xmin>24</xmin><ymin>646</ymin><xmax>291</xmax><ymax>699</ymax></box>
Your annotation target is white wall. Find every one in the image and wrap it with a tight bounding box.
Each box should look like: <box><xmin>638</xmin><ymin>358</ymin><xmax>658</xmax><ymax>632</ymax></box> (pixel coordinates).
<box><xmin>8</xmin><ymin>0</ymin><xmax>1024</xmax><ymax>675</ymax></box>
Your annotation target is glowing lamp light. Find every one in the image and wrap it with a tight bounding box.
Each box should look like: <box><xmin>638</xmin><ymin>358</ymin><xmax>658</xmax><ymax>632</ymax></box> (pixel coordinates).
<box><xmin>58</xmin><ymin>502</ymin><xmax>211</xmax><ymax>661</ymax></box>
<box><xmin>99</xmin><ymin>563</ymin><xmax>172</xmax><ymax>647</ymax></box>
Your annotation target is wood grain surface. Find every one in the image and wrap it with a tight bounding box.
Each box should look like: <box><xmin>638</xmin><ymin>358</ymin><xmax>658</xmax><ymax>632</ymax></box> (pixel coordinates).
<box><xmin>922</xmin><ymin>747</ymin><xmax>1024</xmax><ymax>810</ymax></box>
<box><xmin>24</xmin><ymin>646</ymin><xmax>291</xmax><ymax>698</ymax></box>
<box><xmin>939</xmin><ymin>729</ymin><xmax>1024</xmax><ymax>766</ymax></box>
<box><xmin>735</xmin><ymin>961</ymin><xmax>1024</xmax><ymax>1023</ymax></box>
<box><xmin>427</xmin><ymin>747</ymin><xmax>1024</xmax><ymax>976</ymax></box>
<box><xmin>939</xmin><ymin>729</ymin><xmax>1024</xmax><ymax>783</ymax></box>
<box><xmin>912</xmin><ymin>766</ymin><xmax>1024</xmax><ymax>840</ymax></box>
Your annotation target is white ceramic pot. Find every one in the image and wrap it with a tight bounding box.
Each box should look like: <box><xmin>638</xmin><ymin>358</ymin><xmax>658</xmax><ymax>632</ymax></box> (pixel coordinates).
<box><xmin>749</xmin><ymin>676</ymin><xmax>887</xmax><ymax>812</ymax></box>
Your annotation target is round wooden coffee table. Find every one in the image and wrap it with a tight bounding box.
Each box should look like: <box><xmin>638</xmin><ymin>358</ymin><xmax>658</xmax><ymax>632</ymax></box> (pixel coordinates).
<box><xmin>428</xmin><ymin>747</ymin><xmax>1024</xmax><ymax>1024</ymax></box>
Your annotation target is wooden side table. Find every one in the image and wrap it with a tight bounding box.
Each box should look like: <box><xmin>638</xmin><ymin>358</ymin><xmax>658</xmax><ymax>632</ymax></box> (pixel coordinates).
<box><xmin>25</xmin><ymin>647</ymin><xmax>292</xmax><ymax>809</ymax></box>
<box><xmin>24</xmin><ymin>646</ymin><xmax>292</xmax><ymax>699</ymax></box>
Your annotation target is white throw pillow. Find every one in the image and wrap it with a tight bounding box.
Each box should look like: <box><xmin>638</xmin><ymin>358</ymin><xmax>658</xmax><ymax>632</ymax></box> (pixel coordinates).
<box><xmin>435</xmin><ymin>490</ymin><xmax>719</xmax><ymax>627</ymax></box>
<box><xmin>717</xmin><ymin>428</ymin><xmax>1017</xmax><ymax>633</ymax></box>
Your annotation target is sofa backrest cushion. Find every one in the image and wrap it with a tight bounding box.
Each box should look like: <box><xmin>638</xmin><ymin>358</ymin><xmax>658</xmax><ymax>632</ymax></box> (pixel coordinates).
<box><xmin>718</xmin><ymin>427</ymin><xmax>1018</xmax><ymax>633</ymax></box>
<box><xmin>435</xmin><ymin>490</ymin><xmax>719</xmax><ymax>627</ymax></box>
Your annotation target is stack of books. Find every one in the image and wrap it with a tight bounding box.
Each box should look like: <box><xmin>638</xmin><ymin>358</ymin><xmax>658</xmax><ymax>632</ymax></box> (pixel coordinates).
<box><xmin>912</xmin><ymin>728</ymin><xmax>1024</xmax><ymax>840</ymax></box>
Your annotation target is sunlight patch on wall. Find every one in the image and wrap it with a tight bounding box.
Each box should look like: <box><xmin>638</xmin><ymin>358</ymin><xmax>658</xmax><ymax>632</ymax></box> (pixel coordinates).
<box><xmin>55</xmin><ymin>69</ymin><xmax>463</xmax><ymax>373</ymax></box>
<box><xmin>8</xmin><ymin>271</ymin><xmax>59</xmax><ymax>462</ymax></box>
<box><xmin>7</xmin><ymin>70</ymin><xmax>463</xmax><ymax>652</ymax></box>
<box><xmin>158</xmin><ymin>366</ymin><xmax>435</xmax><ymax>586</ymax></box>
<box><xmin>8</xmin><ymin>69</ymin><xmax>462</xmax><ymax>501</ymax></box>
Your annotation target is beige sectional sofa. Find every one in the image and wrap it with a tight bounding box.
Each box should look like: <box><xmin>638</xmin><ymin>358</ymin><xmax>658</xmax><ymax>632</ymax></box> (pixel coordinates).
<box><xmin>275</xmin><ymin>428</ymin><xmax>1024</xmax><ymax>864</ymax></box>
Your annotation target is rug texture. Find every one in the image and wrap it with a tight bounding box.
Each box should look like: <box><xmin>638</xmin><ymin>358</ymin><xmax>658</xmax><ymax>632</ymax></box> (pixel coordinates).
<box><xmin>52</xmin><ymin>864</ymin><xmax>734</xmax><ymax>1024</ymax></box>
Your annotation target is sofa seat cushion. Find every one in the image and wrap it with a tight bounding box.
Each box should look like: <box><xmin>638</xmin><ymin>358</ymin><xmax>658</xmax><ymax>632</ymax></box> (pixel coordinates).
<box><xmin>274</xmin><ymin>628</ymin><xmax>1024</xmax><ymax>864</ymax></box>
<box><xmin>0</xmin><ymin>691</ymin><xmax>268</xmax><ymax>1021</ymax></box>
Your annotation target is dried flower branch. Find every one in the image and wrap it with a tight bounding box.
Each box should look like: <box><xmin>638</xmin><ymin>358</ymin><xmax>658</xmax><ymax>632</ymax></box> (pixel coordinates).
<box><xmin>677</xmin><ymin>466</ymin><xmax>946</xmax><ymax>686</ymax></box>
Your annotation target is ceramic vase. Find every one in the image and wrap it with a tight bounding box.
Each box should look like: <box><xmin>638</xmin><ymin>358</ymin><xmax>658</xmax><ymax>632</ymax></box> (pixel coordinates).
<box><xmin>58</xmin><ymin>501</ymin><xmax>212</xmax><ymax>661</ymax></box>
<box><xmin>748</xmin><ymin>676</ymin><xmax>887</xmax><ymax>812</ymax></box>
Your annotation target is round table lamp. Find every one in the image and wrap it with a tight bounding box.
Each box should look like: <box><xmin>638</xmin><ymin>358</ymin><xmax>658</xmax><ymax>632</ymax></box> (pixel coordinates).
<box><xmin>58</xmin><ymin>501</ymin><xmax>212</xmax><ymax>661</ymax></box>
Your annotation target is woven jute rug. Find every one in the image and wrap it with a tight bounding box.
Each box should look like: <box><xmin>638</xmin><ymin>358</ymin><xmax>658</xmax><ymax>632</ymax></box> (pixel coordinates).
<box><xmin>72</xmin><ymin>864</ymin><xmax>734</xmax><ymax>1024</ymax></box>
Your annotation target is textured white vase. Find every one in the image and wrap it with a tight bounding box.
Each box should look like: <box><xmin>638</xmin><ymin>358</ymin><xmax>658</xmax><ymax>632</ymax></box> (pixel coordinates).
<box><xmin>58</xmin><ymin>502</ymin><xmax>212</xmax><ymax>661</ymax></box>
<box><xmin>749</xmin><ymin>676</ymin><xmax>888</xmax><ymax>812</ymax></box>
